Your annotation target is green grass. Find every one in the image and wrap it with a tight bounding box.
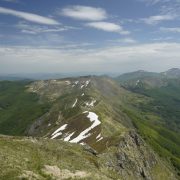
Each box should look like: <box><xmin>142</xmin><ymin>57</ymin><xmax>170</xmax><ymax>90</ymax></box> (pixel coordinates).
<box><xmin>123</xmin><ymin>108</ymin><xmax>180</xmax><ymax>175</ymax></box>
<box><xmin>126</xmin><ymin>79</ymin><xmax>180</xmax><ymax>131</ymax></box>
<box><xmin>0</xmin><ymin>77</ymin><xmax>178</xmax><ymax>179</ymax></box>
<box><xmin>0</xmin><ymin>81</ymin><xmax>50</xmax><ymax>136</ymax></box>
<box><xmin>0</xmin><ymin>136</ymin><xmax>120</xmax><ymax>180</ymax></box>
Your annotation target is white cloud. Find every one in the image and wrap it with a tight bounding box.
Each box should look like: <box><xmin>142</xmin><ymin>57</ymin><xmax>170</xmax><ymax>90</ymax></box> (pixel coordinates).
<box><xmin>16</xmin><ymin>22</ymin><xmax>77</xmax><ymax>34</ymax></box>
<box><xmin>142</xmin><ymin>14</ymin><xmax>176</xmax><ymax>25</ymax></box>
<box><xmin>1</xmin><ymin>42</ymin><xmax>180</xmax><ymax>73</ymax></box>
<box><xmin>138</xmin><ymin>0</ymin><xmax>171</xmax><ymax>5</ymax></box>
<box><xmin>1</xmin><ymin>0</ymin><xmax>19</xmax><ymax>3</ymax></box>
<box><xmin>120</xmin><ymin>38</ymin><xmax>137</xmax><ymax>43</ymax></box>
<box><xmin>61</xmin><ymin>5</ymin><xmax>107</xmax><ymax>21</ymax></box>
<box><xmin>142</xmin><ymin>0</ymin><xmax>161</xmax><ymax>5</ymax></box>
<box><xmin>152</xmin><ymin>36</ymin><xmax>173</xmax><ymax>41</ymax></box>
<box><xmin>85</xmin><ymin>22</ymin><xmax>130</xmax><ymax>34</ymax></box>
<box><xmin>0</xmin><ymin>7</ymin><xmax>59</xmax><ymax>25</ymax></box>
<box><xmin>160</xmin><ymin>27</ymin><xmax>180</xmax><ymax>33</ymax></box>
<box><xmin>109</xmin><ymin>38</ymin><xmax>137</xmax><ymax>44</ymax></box>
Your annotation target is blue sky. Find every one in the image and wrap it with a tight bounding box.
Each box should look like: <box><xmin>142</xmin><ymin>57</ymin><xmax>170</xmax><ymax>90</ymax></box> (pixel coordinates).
<box><xmin>0</xmin><ymin>0</ymin><xmax>180</xmax><ymax>74</ymax></box>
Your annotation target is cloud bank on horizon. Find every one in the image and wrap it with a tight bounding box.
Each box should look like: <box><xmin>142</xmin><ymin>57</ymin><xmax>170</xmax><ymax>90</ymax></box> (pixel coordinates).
<box><xmin>0</xmin><ymin>0</ymin><xmax>180</xmax><ymax>74</ymax></box>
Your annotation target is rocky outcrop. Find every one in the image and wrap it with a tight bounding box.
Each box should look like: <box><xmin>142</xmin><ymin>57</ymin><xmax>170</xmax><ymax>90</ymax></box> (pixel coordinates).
<box><xmin>99</xmin><ymin>130</ymin><xmax>176</xmax><ymax>180</ymax></box>
<box><xmin>115</xmin><ymin>131</ymin><xmax>156</xmax><ymax>180</ymax></box>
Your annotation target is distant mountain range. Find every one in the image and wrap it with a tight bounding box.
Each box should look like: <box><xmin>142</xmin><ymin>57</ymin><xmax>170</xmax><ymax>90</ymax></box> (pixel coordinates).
<box><xmin>0</xmin><ymin>72</ymin><xmax>109</xmax><ymax>81</ymax></box>
<box><xmin>116</xmin><ymin>68</ymin><xmax>180</xmax><ymax>89</ymax></box>
<box><xmin>117</xmin><ymin>68</ymin><xmax>180</xmax><ymax>81</ymax></box>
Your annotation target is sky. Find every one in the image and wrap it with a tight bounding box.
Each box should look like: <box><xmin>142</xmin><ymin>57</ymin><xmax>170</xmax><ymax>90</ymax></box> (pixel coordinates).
<box><xmin>0</xmin><ymin>0</ymin><xmax>180</xmax><ymax>74</ymax></box>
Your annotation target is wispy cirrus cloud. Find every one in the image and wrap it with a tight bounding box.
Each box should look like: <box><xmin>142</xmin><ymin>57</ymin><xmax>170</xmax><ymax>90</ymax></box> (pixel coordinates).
<box><xmin>60</xmin><ymin>5</ymin><xmax>107</xmax><ymax>21</ymax></box>
<box><xmin>142</xmin><ymin>14</ymin><xmax>176</xmax><ymax>25</ymax></box>
<box><xmin>0</xmin><ymin>7</ymin><xmax>59</xmax><ymax>25</ymax></box>
<box><xmin>0</xmin><ymin>0</ymin><xmax>19</xmax><ymax>3</ymax></box>
<box><xmin>16</xmin><ymin>22</ymin><xmax>78</xmax><ymax>34</ymax></box>
<box><xmin>160</xmin><ymin>27</ymin><xmax>180</xmax><ymax>33</ymax></box>
<box><xmin>85</xmin><ymin>22</ymin><xmax>130</xmax><ymax>34</ymax></box>
<box><xmin>113</xmin><ymin>38</ymin><xmax>137</xmax><ymax>44</ymax></box>
<box><xmin>152</xmin><ymin>36</ymin><xmax>174</xmax><ymax>41</ymax></box>
<box><xmin>138</xmin><ymin>0</ymin><xmax>171</xmax><ymax>6</ymax></box>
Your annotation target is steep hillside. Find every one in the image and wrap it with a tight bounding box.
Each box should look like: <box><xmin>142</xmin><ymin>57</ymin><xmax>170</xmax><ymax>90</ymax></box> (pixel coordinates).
<box><xmin>162</xmin><ymin>68</ymin><xmax>180</xmax><ymax>78</ymax></box>
<box><xmin>0</xmin><ymin>76</ymin><xmax>179</xmax><ymax>179</ymax></box>
<box><xmin>0</xmin><ymin>81</ymin><xmax>50</xmax><ymax>135</ymax></box>
<box><xmin>26</xmin><ymin>76</ymin><xmax>135</xmax><ymax>153</ymax></box>
<box><xmin>116</xmin><ymin>69</ymin><xmax>180</xmax><ymax>174</ymax></box>
<box><xmin>0</xmin><ymin>132</ymin><xmax>176</xmax><ymax>180</ymax></box>
<box><xmin>117</xmin><ymin>70</ymin><xmax>160</xmax><ymax>82</ymax></box>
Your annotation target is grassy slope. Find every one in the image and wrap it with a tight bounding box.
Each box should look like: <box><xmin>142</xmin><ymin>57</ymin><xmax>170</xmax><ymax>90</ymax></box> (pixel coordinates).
<box><xmin>127</xmin><ymin>109</ymin><xmax>180</xmax><ymax>172</ymax></box>
<box><xmin>115</xmin><ymin>74</ymin><xmax>180</xmax><ymax>174</ymax></box>
<box><xmin>139</xmin><ymin>81</ymin><xmax>180</xmax><ymax>131</ymax></box>
<box><xmin>0</xmin><ymin>81</ymin><xmax>50</xmax><ymax>135</ymax></box>
<box><xmin>0</xmin><ymin>78</ymin><xmax>179</xmax><ymax>178</ymax></box>
<box><xmin>0</xmin><ymin>135</ymin><xmax>121</xmax><ymax>180</ymax></box>
<box><xmin>122</xmin><ymin>95</ymin><xmax>180</xmax><ymax>175</ymax></box>
<box><xmin>0</xmin><ymin>134</ymin><xmax>177</xmax><ymax>180</ymax></box>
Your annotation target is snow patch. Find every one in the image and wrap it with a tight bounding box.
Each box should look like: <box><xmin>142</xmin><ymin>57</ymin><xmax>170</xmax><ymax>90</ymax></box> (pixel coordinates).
<box><xmin>69</xmin><ymin>112</ymin><xmax>101</xmax><ymax>143</ymax></box>
<box><xmin>80</xmin><ymin>142</ymin><xmax>86</xmax><ymax>146</ymax></box>
<box><xmin>74</xmin><ymin>81</ymin><xmax>79</xmax><ymax>85</ymax></box>
<box><xmin>81</xmin><ymin>93</ymin><xmax>85</xmax><ymax>96</ymax></box>
<box><xmin>64</xmin><ymin>132</ymin><xmax>75</xmax><ymax>142</ymax></box>
<box><xmin>96</xmin><ymin>133</ymin><xmax>103</xmax><ymax>142</ymax></box>
<box><xmin>72</xmin><ymin>99</ymin><xmax>78</xmax><ymax>108</ymax></box>
<box><xmin>85</xmin><ymin>80</ymin><xmax>90</xmax><ymax>87</ymax></box>
<box><xmin>136</xmin><ymin>80</ymin><xmax>140</xmax><ymax>86</ymax></box>
<box><xmin>65</xmin><ymin>81</ymin><xmax>71</xmax><ymax>85</ymax></box>
<box><xmin>80</xmin><ymin>85</ymin><xmax>85</xmax><ymax>89</ymax></box>
<box><xmin>96</xmin><ymin>133</ymin><xmax>101</xmax><ymax>139</ymax></box>
<box><xmin>51</xmin><ymin>132</ymin><xmax>62</xmax><ymax>139</ymax></box>
<box><xmin>85</xmin><ymin>100</ymin><xmax>96</xmax><ymax>107</ymax></box>
<box><xmin>97</xmin><ymin>137</ymin><xmax>103</xmax><ymax>142</ymax></box>
<box><xmin>51</xmin><ymin>124</ymin><xmax>68</xmax><ymax>136</ymax></box>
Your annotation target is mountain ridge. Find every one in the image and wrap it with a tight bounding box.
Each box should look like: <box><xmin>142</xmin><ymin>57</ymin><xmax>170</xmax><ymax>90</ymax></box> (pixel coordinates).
<box><xmin>0</xmin><ymin>73</ymin><xmax>179</xmax><ymax>179</ymax></box>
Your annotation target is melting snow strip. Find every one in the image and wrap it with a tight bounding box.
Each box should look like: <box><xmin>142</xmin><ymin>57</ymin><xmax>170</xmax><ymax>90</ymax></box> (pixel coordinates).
<box><xmin>72</xmin><ymin>98</ymin><xmax>78</xmax><ymax>108</ymax></box>
<box><xmin>85</xmin><ymin>100</ymin><xmax>96</xmax><ymax>107</ymax></box>
<box><xmin>65</xmin><ymin>81</ymin><xmax>71</xmax><ymax>85</ymax></box>
<box><xmin>51</xmin><ymin>124</ymin><xmax>68</xmax><ymax>136</ymax></box>
<box><xmin>136</xmin><ymin>80</ymin><xmax>140</xmax><ymax>86</ymax></box>
<box><xmin>80</xmin><ymin>85</ymin><xmax>85</xmax><ymax>89</ymax></box>
<box><xmin>80</xmin><ymin>142</ymin><xmax>86</xmax><ymax>145</ymax></box>
<box><xmin>85</xmin><ymin>80</ymin><xmax>90</xmax><ymax>87</ymax></box>
<box><xmin>64</xmin><ymin>132</ymin><xmax>75</xmax><ymax>142</ymax></box>
<box><xmin>69</xmin><ymin>112</ymin><xmax>101</xmax><ymax>143</ymax></box>
<box><xmin>97</xmin><ymin>137</ymin><xmax>103</xmax><ymax>142</ymax></box>
<box><xmin>51</xmin><ymin>132</ymin><xmax>62</xmax><ymax>139</ymax></box>
<box><xmin>96</xmin><ymin>133</ymin><xmax>101</xmax><ymax>139</ymax></box>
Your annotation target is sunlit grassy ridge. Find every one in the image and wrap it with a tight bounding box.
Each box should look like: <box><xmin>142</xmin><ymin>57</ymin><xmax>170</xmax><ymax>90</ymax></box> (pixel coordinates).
<box><xmin>0</xmin><ymin>76</ymin><xmax>179</xmax><ymax>179</ymax></box>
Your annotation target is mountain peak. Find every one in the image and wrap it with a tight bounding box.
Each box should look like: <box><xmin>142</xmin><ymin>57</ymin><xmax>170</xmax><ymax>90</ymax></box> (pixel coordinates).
<box><xmin>167</xmin><ymin>68</ymin><xmax>180</xmax><ymax>72</ymax></box>
<box><xmin>163</xmin><ymin>68</ymin><xmax>180</xmax><ymax>77</ymax></box>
